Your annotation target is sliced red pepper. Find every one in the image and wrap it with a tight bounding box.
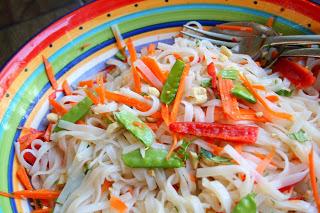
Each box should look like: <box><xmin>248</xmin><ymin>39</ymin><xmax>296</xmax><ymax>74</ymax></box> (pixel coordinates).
<box><xmin>169</xmin><ymin>122</ymin><xmax>259</xmax><ymax>144</ymax></box>
<box><xmin>207</xmin><ymin>62</ymin><xmax>217</xmax><ymax>89</ymax></box>
<box><xmin>273</xmin><ymin>58</ymin><xmax>316</xmax><ymax>89</ymax></box>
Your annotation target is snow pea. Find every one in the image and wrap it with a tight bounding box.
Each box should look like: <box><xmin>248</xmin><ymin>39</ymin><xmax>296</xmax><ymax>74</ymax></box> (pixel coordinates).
<box><xmin>122</xmin><ymin>148</ymin><xmax>184</xmax><ymax>168</ymax></box>
<box><xmin>231</xmin><ymin>84</ymin><xmax>257</xmax><ymax>103</ymax></box>
<box><xmin>200</xmin><ymin>148</ymin><xmax>231</xmax><ymax>165</ymax></box>
<box><xmin>160</xmin><ymin>59</ymin><xmax>185</xmax><ymax>104</ymax></box>
<box><xmin>115</xmin><ymin>110</ymin><xmax>154</xmax><ymax>147</ymax></box>
<box><xmin>54</xmin><ymin>97</ymin><xmax>93</xmax><ymax>132</ymax></box>
<box><xmin>220</xmin><ymin>69</ymin><xmax>239</xmax><ymax>80</ymax></box>
<box><xmin>275</xmin><ymin>89</ymin><xmax>292</xmax><ymax>97</ymax></box>
<box><xmin>232</xmin><ymin>193</ymin><xmax>256</xmax><ymax>213</ymax></box>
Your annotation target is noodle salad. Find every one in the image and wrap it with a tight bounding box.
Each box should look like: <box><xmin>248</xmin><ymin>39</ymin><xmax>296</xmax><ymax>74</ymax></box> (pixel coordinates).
<box><xmin>2</xmin><ymin>22</ymin><xmax>320</xmax><ymax>213</ymax></box>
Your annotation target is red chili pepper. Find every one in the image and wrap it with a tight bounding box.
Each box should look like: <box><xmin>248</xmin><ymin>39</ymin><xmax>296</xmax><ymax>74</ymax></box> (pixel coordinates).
<box><xmin>288</xmin><ymin>196</ymin><xmax>304</xmax><ymax>201</ymax></box>
<box><xmin>273</xmin><ymin>58</ymin><xmax>316</xmax><ymax>89</ymax></box>
<box><xmin>207</xmin><ymin>62</ymin><xmax>217</xmax><ymax>89</ymax></box>
<box><xmin>169</xmin><ymin>122</ymin><xmax>259</xmax><ymax>144</ymax></box>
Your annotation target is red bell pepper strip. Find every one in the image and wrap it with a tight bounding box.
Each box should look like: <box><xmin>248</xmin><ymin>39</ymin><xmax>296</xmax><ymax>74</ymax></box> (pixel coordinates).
<box><xmin>169</xmin><ymin>122</ymin><xmax>259</xmax><ymax>144</ymax></box>
<box><xmin>207</xmin><ymin>62</ymin><xmax>217</xmax><ymax>89</ymax></box>
<box><xmin>273</xmin><ymin>58</ymin><xmax>316</xmax><ymax>89</ymax></box>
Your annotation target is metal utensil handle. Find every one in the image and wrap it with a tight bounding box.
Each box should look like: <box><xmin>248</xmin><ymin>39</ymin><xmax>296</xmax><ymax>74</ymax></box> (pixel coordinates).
<box><xmin>280</xmin><ymin>48</ymin><xmax>320</xmax><ymax>58</ymax></box>
<box><xmin>264</xmin><ymin>35</ymin><xmax>320</xmax><ymax>46</ymax></box>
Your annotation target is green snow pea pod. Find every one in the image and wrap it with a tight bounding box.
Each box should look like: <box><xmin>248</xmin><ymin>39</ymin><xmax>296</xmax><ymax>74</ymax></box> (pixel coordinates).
<box><xmin>54</xmin><ymin>97</ymin><xmax>93</xmax><ymax>132</ymax></box>
<box><xmin>115</xmin><ymin>110</ymin><xmax>154</xmax><ymax>147</ymax></box>
<box><xmin>122</xmin><ymin>148</ymin><xmax>184</xmax><ymax>168</ymax></box>
<box><xmin>232</xmin><ymin>193</ymin><xmax>257</xmax><ymax>213</ymax></box>
<box><xmin>231</xmin><ymin>84</ymin><xmax>257</xmax><ymax>103</ymax></box>
<box><xmin>220</xmin><ymin>69</ymin><xmax>239</xmax><ymax>80</ymax></box>
<box><xmin>160</xmin><ymin>59</ymin><xmax>185</xmax><ymax>104</ymax></box>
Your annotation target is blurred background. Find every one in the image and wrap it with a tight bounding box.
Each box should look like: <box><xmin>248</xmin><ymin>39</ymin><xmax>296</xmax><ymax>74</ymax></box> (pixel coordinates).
<box><xmin>0</xmin><ymin>0</ymin><xmax>320</xmax><ymax>68</ymax></box>
<box><xmin>0</xmin><ymin>0</ymin><xmax>93</xmax><ymax>68</ymax></box>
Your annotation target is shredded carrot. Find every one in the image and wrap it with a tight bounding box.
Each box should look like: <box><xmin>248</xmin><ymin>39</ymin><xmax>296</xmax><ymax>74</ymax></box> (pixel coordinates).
<box><xmin>255</xmin><ymin>61</ymin><xmax>261</xmax><ymax>67</ymax></box>
<box><xmin>167</xmin><ymin>134</ymin><xmax>178</xmax><ymax>160</ymax></box>
<box><xmin>216</xmin><ymin>25</ymin><xmax>253</xmax><ymax>33</ymax></box>
<box><xmin>43</xmin><ymin>123</ymin><xmax>53</xmax><ymax>141</ymax></box>
<box><xmin>126</xmin><ymin>38</ymin><xmax>141</xmax><ymax>93</ymax></box>
<box><xmin>84</xmin><ymin>88</ymin><xmax>99</xmax><ymax>105</ymax></box>
<box><xmin>161</xmin><ymin>104</ymin><xmax>170</xmax><ymax>126</ymax></box>
<box><xmin>266</xmin><ymin>16</ymin><xmax>275</xmax><ymax>28</ymax></box>
<box><xmin>217</xmin><ymin>76</ymin><xmax>240</xmax><ymax>119</ymax></box>
<box><xmin>308</xmin><ymin>146</ymin><xmax>320</xmax><ymax>210</ymax></box>
<box><xmin>17</xmin><ymin>166</ymin><xmax>33</xmax><ymax>190</ymax></box>
<box><xmin>101</xmin><ymin>179</ymin><xmax>112</xmax><ymax>192</ymax></box>
<box><xmin>234</xmin><ymin>145</ymin><xmax>243</xmax><ymax>154</ymax></box>
<box><xmin>31</xmin><ymin>209</ymin><xmax>52</xmax><ymax>213</ymax></box>
<box><xmin>49</xmin><ymin>98</ymin><xmax>67</xmax><ymax>115</ymax></box>
<box><xmin>208</xmin><ymin>143</ymin><xmax>224</xmax><ymax>155</ymax></box>
<box><xmin>239</xmin><ymin>60</ymin><xmax>248</xmax><ymax>65</ymax></box>
<box><xmin>111</xmin><ymin>26</ymin><xmax>126</xmax><ymax>58</ymax></box>
<box><xmin>42</xmin><ymin>56</ymin><xmax>58</xmax><ymax>90</ymax></box>
<box><xmin>170</xmin><ymin>64</ymin><xmax>190</xmax><ymax>122</ymax></box>
<box><xmin>12</xmin><ymin>189</ymin><xmax>60</xmax><ymax>200</ymax></box>
<box><xmin>141</xmin><ymin>56</ymin><xmax>167</xmax><ymax>83</ymax></box>
<box><xmin>79</xmin><ymin>80</ymin><xmax>94</xmax><ymax>88</ymax></box>
<box><xmin>0</xmin><ymin>191</ymin><xmax>16</xmax><ymax>198</ymax></box>
<box><xmin>238</xmin><ymin>173</ymin><xmax>246</xmax><ymax>181</ymax></box>
<box><xmin>173</xmin><ymin>53</ymin><xmax>182</xmax><ymax>60</ymax></box>
<box><xmin>256</xmin><ymin>148</ymin><xmax>276</xmax><ymax>174</ymax></box>
<box><xmin>252</xmin><ymin>84</ymin><xmax>266</xmax><ymax>91</ymax></box>
<box><xmin>110</xmin><ymin>195</ymin><xmax>128</xmax><ymax>213</ymax></box>
<box><xmin>147</xmin><ymin>43</ymin><xmax>156</xmax><ymax>55</ymax></box>
<box><xmin>240</xmin><ymin>74</ymin><xmax>293</xmax><ymax>120</ymax></box>
<box><xmin>96</xmin><ymin>74</ymin><xmax>105</xmax><ymax>104</ymax></box>
<box><xmin>105</xmin><ymin>90</ymin><xmax>160</xmax><ymax>118</ymax></box>
<box><xmin>266</xmin><ymin>95</ymin><xmax>279</xmax><ymax>103</ymax></box>
<box><xmin>189</xmin><ymin>173</ymin><xmax>196</xmax><ymax>183</ymax></box>
<box><xmin>189</xmin><ymin>56</ymin><xmax>194</xmax><ymax>62</ymax></box>
<box><xmin>19</xmin><ymin>131</ymin><xmax>44</xmax><ymax>151</ymax></box>
<box><xmin>76</xmin><ymin>120</ymin><xmax>85</xmax><ymax>125</ymax></box>
<box><xmin>62</xmin><ymin>80</ymin><xmax>72</xmax><ymax>95</ymax></box>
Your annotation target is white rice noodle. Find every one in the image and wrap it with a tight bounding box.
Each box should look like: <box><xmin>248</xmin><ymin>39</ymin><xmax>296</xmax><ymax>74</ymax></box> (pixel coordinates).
<box><xmin>134</xmin><ymin>95</ymin><xmax>159</xmax><ymax>117</ymax></box>
<box><xmin>134</xmin><ymin>59</ymin><xmax>163</xmax><ymax>89</ymax></box>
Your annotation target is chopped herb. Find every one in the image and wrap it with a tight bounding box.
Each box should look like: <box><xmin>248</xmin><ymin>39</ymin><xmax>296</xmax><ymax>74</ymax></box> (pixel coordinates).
<box><xmin>200</xmin><ymin>78</ymin><xmax>212</xmax><ymax>88</ymax></box>
<box><xmin>176</xmin><ymin>140</ymin><xmax>191</xmax><ymax>161</ymax></box>
<box><xmin>200</xmin><ymin>148</ymin><xmax>231</xmax><ymax>165</ymax></box>
<box><xmin>83</xmin><ymin>162</ymin><xmax>91</xmax><ymax>174</ymax></box>
<box><xmin>276</xmin><ymin>89</ymin><xmax>292</xmax><ymax>97</ymax></box>
<box><xmin>289</xmin><ymin>129</ymin><xmax>308</xmax><ymax>143</ymax></box>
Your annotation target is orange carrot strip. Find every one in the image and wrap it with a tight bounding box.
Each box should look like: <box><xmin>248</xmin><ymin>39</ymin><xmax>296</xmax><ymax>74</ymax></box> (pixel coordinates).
<box><xmin>42</xmin><ymin>56</ymin><xmax>58</xmax><ymax>90</ymax></box>
<box><xmin>96</xmin><ymin>74</ymin><xmax>105</xmax><ymax>104</ymax></box>
<box><xmin>161</xmin><ymin>104</ymin><xmax>170</xmax><ymax>126</ymax></box>
<box><xmin>141</xmin><ymin>56</ymin><xmax>167</xmax><ymax>83</ymax></box>
<box><xmin>0</xmin><ymin>191</ymin><xmax>17</xmax><ymax>198</ymax></box>
<box><xmin>79</xmin><ymin>80</ymin><xmax>94</xmax><ymax>88</ymax></box>
<box><xmin>234</xmin><ymin>145</ymin><xmax>243</xmax><ymax>154</ymax></box>
<box><xmin>13</xmin><ymin>190</ymin><xmax>60</xmax><ymax>200</ymax></box>
<box><xmin>126</xmin><ymin>38</ymin><xmax>141</xmax><ymax>93</ymax></box>
<box><xmin>105</xmin><ymin>90</ymin><xmax>160</xmax><ymax>118</ymax></box>
<box><xmin>213</xmin><ymin>107</ymin><xmax>267</xmax><ymax>122</ymax></box>
<box><xmin>31</xmin><ymin>209</ymin><xmax>52</xmax><ymax>213</ymax></box>
<box><xmin>49</xmin><ymin>99</ymin><xmax>67</xmax><ymax>115</ymax></box>
<box><xmin>239</xmin><ymin>60</ymin><xmax>248</xmax><ymax>65</ymax></box>
<box><xmin>217</xmin><ymin>76</ymin><xmax>240</xmax><ymax>119</ymax></box>
<box><xmin>309</xmin><ymin>146</ymin><xmax>320</xmax><ymax>210</ymax></box>
<box><xmin>110</xmin><ymin>195</ymin><xmax>128</xmax><ymax>213</ymax></box>
<box><xmin>240</xmin><ymin>74</ymin><xmax>293</xmax><ymax>120</ymax></box>
<box><xmin>76</xmin><ymin>120</ymin><xmax>85</xmax><ymax>125</ymax></box>
<box><xmin>173</xmin><ymin>53</ymin><xmax>182</xmax><ymax>60</ymax></box>
<box><xmin>147</xmin><ymin>43</ymin><xmax>156</xmax><ymax>55</ymax></box>
<box><xmin>84</xmin><ymin>89</ymin><xmax>99</xmax><ymax>105</ymax></box>
<box><xmin>167</xmin><ymin>134</ymin><xmax>178</xmax><ymax>160</ymax></box>
<box><xmin>170</xmin><ymin>64</ymin><xmax>190</xmax><ymax>122</ymax></box>
<box><xmin>252</xmin><ymin>84</ymin><xmax>266</xmax><ymax>91</ymax></box>
<box><xmin>62</xmin><ymin>80</ymin><xmax>72</xmax><ymax>96</ymax></box>
<box><xmin>256</xmin><ymin>148</ymin><xmax>276</xmax><ymax>174</ymax></box>
<box><xmin>266</xmin><ymin>95</ymin><xmax>279</xmax><ymax>103</ymax></box>
<box><xmin>216</xmin><ymin>25</ymin><xmax>253</xmax><ymax>33</ymax></box>
<box><xmin>189</xmin><ymin>173</ymin><xmax>196</xmax><ymax>183</ymax></box>
<box><xmin>266</xmin><ymin>16</ymin><xmax>275</xmax><ymax>27</ymax></box>
<box><xmin>17</xmin><ymin>166</ymin><xmax>33</xmax><ymax>190</ymax></box>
